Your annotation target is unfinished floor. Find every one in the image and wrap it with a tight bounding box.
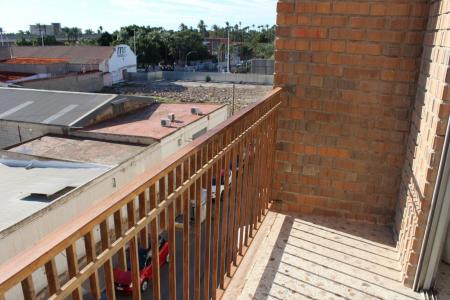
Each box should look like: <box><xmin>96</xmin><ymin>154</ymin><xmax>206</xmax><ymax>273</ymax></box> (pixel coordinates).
<box><xmin>224</xmin><ymin>212</ymin><xmax>422</xmax><ymax>300</ymax></box>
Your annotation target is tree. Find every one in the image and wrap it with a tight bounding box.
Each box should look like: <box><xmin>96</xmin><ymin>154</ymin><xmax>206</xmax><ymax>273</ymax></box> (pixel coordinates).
<box><xmin>197</xmin><ymin>20</ymin><xmax>208</xmax><ymax>38</ymax></box>
<box><xmin>97</xmin><ymin>31</ymin><xmax>112</xmax><ymax>46</ymax></box>
<box><xmin>84</xmin><ymin>29</ymin><xmax>94</xmax><ymax>35</ymax></box>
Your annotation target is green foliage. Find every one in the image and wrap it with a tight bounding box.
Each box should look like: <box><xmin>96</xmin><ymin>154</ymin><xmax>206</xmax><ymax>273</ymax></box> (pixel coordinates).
<box><xmin>13</xmin><ymin>21</ymin><xmax>275</xmax><ymax>64</ymax></box>
<box><xmin>97</xmin><ymin>32</ymin><xmax>113</xmax><ymax>46</ymax></box>
<box><xmin>205</xmin><ymin>75</ymin><xmax>211</xmax><ymax>82</ymax></box>
<box><xmin>16</xmin><ymin>35</ymin><xmax>61</xmax><ymax>46</ymax></box>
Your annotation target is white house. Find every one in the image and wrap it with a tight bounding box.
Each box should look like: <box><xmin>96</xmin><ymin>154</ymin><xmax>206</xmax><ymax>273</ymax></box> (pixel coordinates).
<box><xmin>105</xmin><ymin>44</ymin><xmax>137</xmax><ymax>84</ymax></box>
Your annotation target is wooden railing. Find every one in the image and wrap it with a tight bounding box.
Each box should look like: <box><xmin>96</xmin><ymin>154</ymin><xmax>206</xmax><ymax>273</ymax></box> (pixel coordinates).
<box><xmin>0</xmin><ymin>88</ymin><xmax>282</xmax><ymax>300</ymax></box>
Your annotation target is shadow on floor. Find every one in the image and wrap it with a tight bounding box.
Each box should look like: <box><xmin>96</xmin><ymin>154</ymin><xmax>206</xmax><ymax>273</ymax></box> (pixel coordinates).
<box><xmin>243</xmin><ymin>213</ymin><xmax>422</xmax><ymax>300</ymax></box>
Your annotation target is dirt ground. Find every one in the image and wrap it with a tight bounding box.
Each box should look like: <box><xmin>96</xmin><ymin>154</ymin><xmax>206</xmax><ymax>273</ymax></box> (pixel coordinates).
<box><xmin>102</xmin><ymin>80</ymin><xmax>273</xmax><ymax>113</ymax></box>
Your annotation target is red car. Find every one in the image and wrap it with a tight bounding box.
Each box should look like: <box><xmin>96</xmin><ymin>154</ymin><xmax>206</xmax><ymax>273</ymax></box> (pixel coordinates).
<box><xmin>113</xmin><ymin>235</ymin><xmax>169</xmax><ymax>293</ymax></box>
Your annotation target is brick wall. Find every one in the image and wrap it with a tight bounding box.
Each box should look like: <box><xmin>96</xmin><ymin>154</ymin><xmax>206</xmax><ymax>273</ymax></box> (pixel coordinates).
<box><xmin>273</xmin><ymin>0</ymin><xmax>429</xmax><ymax>224</ymax></box>
<box><xmin>395</xmin><ymin>0</ymin><xmax>450</xmax><ymax>287</ymax></box>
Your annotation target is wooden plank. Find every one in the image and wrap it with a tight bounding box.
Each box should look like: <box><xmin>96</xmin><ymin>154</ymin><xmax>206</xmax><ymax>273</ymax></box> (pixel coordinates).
<box><xmin>20</xmin><ymin>276</ymin><xmax>36</xmax><ymax>300</ymax></box>
<box><xmin>204</xmin><ymin>142</ymin><xmax>213</xmax><ymax>300</ymax></box>
<box><xmin>84</xmin><ymin>231</ymin><xmax>101</xmax><ymax>300</ymax></box>
<box><xmin>139</xmin><ymin>191</ymin><xmax>149</xmax><ymax>249</ymax></box>
<box><xmin>167</xmin><ymin>170</ymin><xmax>176</xmax><ymax>300</ymax></box>
<box><xmin>66</xmin><ymin>244</ymin><xmax>82</xmax><ymax>300</ymax></box>
<box><xmin>44</xmin><ymin>259</ymin><xmax>59</xmax><ymax>296</ymax></box>
<box><xmin>100</xmin><ymin>221</ymin><xmax>116</xmax><ymax>300</ymax></box>
<box><xmin>149</xmin><ymin>184</ymin><xmax>161</xmax><ymax>300</ymax></box>
<box><xmin>182</xmin><ymin>158</ymin><xmax>190</xmax><ymax>300</ymax></box>
<box><xmin>113</xmin><ymin>209</ymin><xmax>127</xmax><ymax>270</ymax></box>
<box><xmin>194</xmin><ymin>151</ymin><xmax>202</xmax><ymax>300</ymax></box>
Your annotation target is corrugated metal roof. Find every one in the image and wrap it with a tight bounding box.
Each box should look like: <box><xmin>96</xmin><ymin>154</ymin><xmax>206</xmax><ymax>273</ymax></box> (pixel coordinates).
<box><xmin>0</xmin><ymin>88</ymin><xmax>116</xmax><ymax>126</ymax></box>
<box><xmin>11</xmin><ymin>46</ymin><xmax>114</xmax><ymax>65</ymax></box>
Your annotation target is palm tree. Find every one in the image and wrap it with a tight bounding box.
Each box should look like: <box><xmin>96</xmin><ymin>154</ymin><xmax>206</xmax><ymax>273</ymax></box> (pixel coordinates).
<box><xmin>97</xmin><ymin>26</ymin><xmax>103</xmax><ymax>34</ymax></box>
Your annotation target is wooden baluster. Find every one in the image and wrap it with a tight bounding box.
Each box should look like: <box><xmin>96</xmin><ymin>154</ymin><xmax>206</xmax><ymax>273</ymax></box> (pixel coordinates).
<box><xmin>149</xmin><ymin>184</ymin><xmax>161</xmax><ymax>300</ymax></box>
<box><xmin>139</xmin><ymin>191</ymin><xmax>149</xmax><ymax>249</ymax></box>
<box><xmin>176</xmin><ymin>164</ymin><xmax>182</xmax><ymax>216</ymax></box>
<box><xmin>183</xmin><ymin>157</ymin><xmax>190</xmax><ymax>300</ymax></box>
<box><xmin>167</xmin><ymin>170</ymin><xmax>177</xmax><ymax>300</ymax></box>
<box><xmin>255</xmin><ymin>120</ymin><xmax>265</xmax><ymax>225</ymax></box>
<box><xmin>248</xmin><ymin>124</ymin><xmax>258</xmax><ymax>237</ymax></box>
<box><xmin>268</xmin><ymin>109</ymin><xmax>279</xmax><ymax>208</ymax></box>
<box><xmin>211</xmin><ymin>136</ymin><xmax>222</xmax><ymax>300</ymax></box>
<box><xmin>159</xmin><ymin>176</ymin><xmax>167</xmax><ymax>231</ymax></box>
<box><xmin>264</xmin><ymin>115</ymin><xmax>275</xmax><ymax>211</ymax></box>
<box><xmin>66</xmin><ymin>244</ymin><xmax>82</xmax><ymax>300</ymax></box>
<box><xmin>204</xmin><ymin>141</ymin><xmax>214</xmax><ymax>300</ymax></box>
<box><xmin>127</xmin><ymin>200</ymin><xmax>142</xmax><ymax>300</ymax></box>
<box><xmin>226</xmin><ymin>132</ymin><xmax>238</xmax><ymax>276</ymax></box>
<box><xmin>21</xmin><ymin>276</ymin><xmax>36</xmax><ymax>300</ymax></box>
<box><xmin>243</xmin><ymin>125</ymin><xmax>254</xmax><ymax>244</ymax></box>
<box><xmin>194</xmin><ymin>150</ymin><xmax>202</xmax><ymax>300</ymax></box>
<box><xmin>114</xmin><ymin>209</ymin><xmax>127</xmax><ymax>270</ymax></box>
<box><xmin>84</xmin><ymin>231</ymin><xmax>101</xmax><ymax>300</ymax></box>
<box><xmin>44</xmin><ymin>259</ymin><xmax>60</xmax><ymax>296</ymax></box>
<box><xmin>219</xmin><ymin>129</ymin><xmax>231</xmax><ymax>288</ymax></box>
<box><xmin>234</xmin><ymin>124</ymin><xmax>245</xmax><ymax>260</ymax></box>
<box><xmin>237</xmin><ymin>124</ymin><xmax>248</xmax><ymax>255</ymax></box>
<box><xmin>100</xmin><ymin>221</ymin><xmax>116</xmax><ymax>300</ymax></box>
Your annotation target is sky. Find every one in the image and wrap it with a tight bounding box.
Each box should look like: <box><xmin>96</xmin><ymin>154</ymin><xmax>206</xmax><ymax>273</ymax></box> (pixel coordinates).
<box><xmin>1</xmin><ymin>0</ymin><xmax>277</xmax><ymax>33</ymax></box>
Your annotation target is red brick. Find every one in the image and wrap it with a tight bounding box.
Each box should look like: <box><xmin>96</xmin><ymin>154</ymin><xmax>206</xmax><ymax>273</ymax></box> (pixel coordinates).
<box><xmin>333</xmin><ymin>2</ymin><xmax>370</xmax><ymax>15</ymax></box>
<box><xmin>367</xmin><ymin>30</ymin><xmax>404</xmax><ymax>43</ymax></box>
<box><xmin>297</xmin><ymin>2</ymin><xmax>331</xmax><ymax>14</ymax></box>
<box><xmin>349</xmin><ymin>17</ymin><xmax>385</xmax><ymax>29</ymax></box>
<box><xmin>330</xmin><ymin>29</ymin><xmax>366</xmax><ymax>40</ymax></box>
<box><xmin>347</xmin><ymin>42</ymin><xmax>382</xmax><ymax>55</ymax></box>
<box><xmin>292</xmin><ymin>27</ymin><xmax>328</xmax><ymax>38</ymax></box>
<box><xmin>277</xmin><ymin>2</ymin><xmax>294</xmax><ymax>13</ymax></box>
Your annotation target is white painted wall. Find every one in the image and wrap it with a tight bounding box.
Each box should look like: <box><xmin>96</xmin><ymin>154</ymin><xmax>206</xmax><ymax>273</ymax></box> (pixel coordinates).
<box><xmin>108</xmin><ymin>44</ymin><xmax>137</xmax><ymax>84</ymax></box>
<box><xmin>0</xmin><ymin>105</ymin><xmax>228</xmax><ymax>299</ymax></box>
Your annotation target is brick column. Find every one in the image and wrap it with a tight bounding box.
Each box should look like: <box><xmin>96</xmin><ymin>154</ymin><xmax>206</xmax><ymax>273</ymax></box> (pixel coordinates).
<box><xmin>273</xmin><ymin>0</ymin><xmax>428</xmax><ymax>224</ymax></box>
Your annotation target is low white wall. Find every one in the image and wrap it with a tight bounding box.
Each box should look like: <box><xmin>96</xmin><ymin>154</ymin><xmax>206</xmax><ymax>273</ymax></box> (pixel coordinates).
<box><xmin>128</xmin><ymin>71</ymin><xmax>273</xmax><ymax>85</ymax></box>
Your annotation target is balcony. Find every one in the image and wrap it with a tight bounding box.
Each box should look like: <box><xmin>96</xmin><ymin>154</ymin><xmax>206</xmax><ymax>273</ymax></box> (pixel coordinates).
<box><xmin>0</xmin><ymin>88</ymin><xmax>282</xmax><ymax>300</ymax></box>
<box><xmin>0</xmin><ymin>87</ymin><xmax>428</xmax><ymax>300</ymax></box>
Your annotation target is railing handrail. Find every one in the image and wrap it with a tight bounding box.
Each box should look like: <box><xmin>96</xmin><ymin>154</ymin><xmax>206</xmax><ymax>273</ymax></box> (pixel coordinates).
<box><xmin>0</xmin><ymin>87</ymin><xmax>282</xmax><ymax>294</ymax></box>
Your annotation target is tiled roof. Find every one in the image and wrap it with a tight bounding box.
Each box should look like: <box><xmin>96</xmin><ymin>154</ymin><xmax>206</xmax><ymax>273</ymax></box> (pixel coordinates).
<box><xmin>11</xmin><ymin>46</ymin><xmax>115</xmax><ymax>65</ymax></box>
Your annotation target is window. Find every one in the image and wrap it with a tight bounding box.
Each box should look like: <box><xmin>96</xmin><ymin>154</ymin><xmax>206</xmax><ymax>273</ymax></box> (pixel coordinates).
<box><xmin>117</xmin><ymin>46</ymin><xmax>126</xmax><ymax>57</ymax></box>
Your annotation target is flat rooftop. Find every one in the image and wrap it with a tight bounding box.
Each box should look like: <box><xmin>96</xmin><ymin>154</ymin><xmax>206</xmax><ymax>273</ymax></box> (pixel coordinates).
<box><xmin>0</xmin><ymin>154</ymin><xmax>108</xmax><ymax>233</ymax></box>
<box><xmin>9</xmin><ymin>135</ymin><xmax>146</xmax><ymax>166</ymax></box>
<box><xmin>83</xmin><ymin>103</ymin><xmax>224</xmax><ymax>140</ymax></box>
<box><xmin>0</xmin><ymin>87</ymin><xmax>116</xmax><ymax>126</ymax></box>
